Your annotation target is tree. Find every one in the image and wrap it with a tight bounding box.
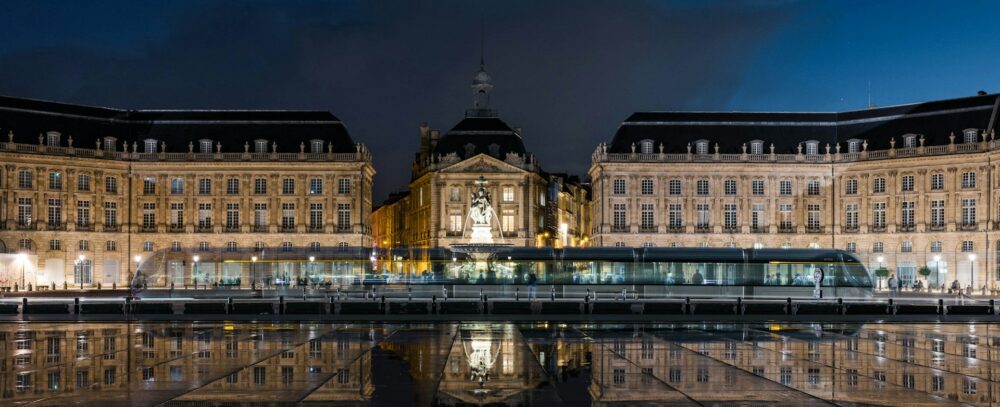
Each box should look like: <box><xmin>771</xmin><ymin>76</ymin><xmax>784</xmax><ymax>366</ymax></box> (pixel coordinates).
<box><xmin>917</xmin><ymin>266</ymin><xmax>932</xmax><ymax>279</ymax></box>
<box><xmin>874</xmin><ymin>267</ymin><xmax>890</xmax><ymax>289</ymax></box>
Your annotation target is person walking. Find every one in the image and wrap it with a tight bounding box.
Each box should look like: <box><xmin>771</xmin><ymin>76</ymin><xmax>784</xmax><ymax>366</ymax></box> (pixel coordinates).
<box><xmin>527</xmin><ymin>272</ymin><xmax>538</xmax><ymax>300</ymax></box>
<box><xmin>887</xmin><ymin>273</ymin><xmax>898</xmax><ymax>297</ymax></box>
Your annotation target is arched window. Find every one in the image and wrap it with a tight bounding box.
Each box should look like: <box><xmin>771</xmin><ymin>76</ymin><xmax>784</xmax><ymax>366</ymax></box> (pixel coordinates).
<box><xmin>803</xmin><ymin>140</ymin><xmax>819</xmax><ymax>155</ymax></box>
<box><xmin>694</xmin><ymin>140</ymin><xmax>709</xmax><ymax>155</ymax></box>
<box><xmin>639</xmin><ymin>139</ymin><xmax>654</xmax><ymax>154</ymax></box>
<box><xmin>902</xmin><ymin>134</ymin><xmax>917</xmax><ymax>148</ymax></box>
<box><xmin>103</xmin><ymin>137</ymin><xmax>117</xmax><ymax>152</ymax></box>
<box><xmin>199</xmin><ymin>139</ymin><xmax>213</xmax><ymax>153</ymax></box>
<box><xmin>143</xmin><ymin>139</ymin><xmax>158</xmax><ymax>154</ymax></box>
<box><xmin>963</xmin><ymin>128</ymin><xmax>979</xmax><ymax>144</ymax></box>
<box><xmin>310</xmin><ymin>139</ymin><xmax>324</xmax><ymax>153</ymax></box>
<box><xmin>254</xmin><ymin>139</ymin><xmax>268</xmax><ymax>153</ymax></box>
<box><xmin>749</xmin><ymin>140</ymin><xmax>764</xmax><ymax>155</ymax></box>
<box><xmin>46</xmin><ymin>131</ymin><xmax>61</xmax><ymax>146</ymax></box>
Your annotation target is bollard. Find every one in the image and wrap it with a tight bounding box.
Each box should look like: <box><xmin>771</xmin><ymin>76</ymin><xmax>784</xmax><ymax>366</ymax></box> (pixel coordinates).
<box><xmin>685</xmin><ymin>297</ymin><xmax>691</xmax><ymax>314</ymax></box>
<box><xmin>112</xmin><ymin>282</ymin><xmax>116</xmax><ymax>290</ymax></box>
<box><xmin>551</xmin><ymin>286</ymin><xmax>556</xmax><ymax>301</ymax></box>
<box><xmin>22</xmin><ymin>298</ymin><xmax>27</xmax><ymax>314</ymax></box>
<box><xmin>50</xmin><ymin>282</ymin><xmax>55</xmax><ymax>291</ymax></box>
<box><xmin>13</xmin><ymin>283</ymin><xmax>18</xmax><ymax>292</ymax></box>
<box><xmin>28</xmin><ymin>283</ymin><xmax>32</xmax><ymax>292</ymax></box>
<box><xmin>227</xmin><ymin>297</ymin><xmax>233</xmax><ymax>314</ymax></box>
<box><xmin>515</xmin><ymin>287</ymin><xmax>519</xmax><ymax>301</ymax></box>
<box><xmin>736</xmin><ymin>297</ymin><xmax>742</xmax><ymax>315</ymax></box>
<box><xmin>74</xmin><ymin>298</ymin><xmax>80</xmax><ymax>314</ymax></box>
<box><xmin>991</xmin><ymin>299</ymin><xmax>996</xmax><ymax>315</ymax></box>
<box><xmin>938</xmin><ymin>298</ymin><xmax>945</xmax><ymax>315</ymax></box>
<box><xmin>408</xmin><ymin>287</ymin><xmax>412</xmax><ymax>301</ymax></box>
<box><xmin>620</xmin><ymin>288</ymin><xmax>626</xmax><ymax>301</ymax></box>
<box><xmin>888</xmin><ymin>298</ymin><xmax>894</xmax><ymax>315</ymax></box>
<box><xmin>372</xmin><ymin>287</ymin><xmax>377</xmax><ymax>301</ymax></box>
<box><xmin>586</xmin><ymin>288</ymin><xmax>591</xmax><ymax>301</ymax></box>
<box><xmin>336</xmin><ymin>287</ymin><xmax>341</xmax><ymax>301</ymax></box>
<box><xmin>480</xmin><ymin>288</ymin><xmax>484</xmax><ymax>301</ymax></box>
<box><xmin>443</xmin><ymin>286</ymin><xmax>448</xmax><ymax>301</ymax></box>
<box><xmin>786</xmin><ymin>297</ymin><xmax>792</xmax><ymax>315</ymax></box>
<box><xmin>279</xmin><ymin>296</ymin><xmax>285</xmax><ymax>315</ymax></box>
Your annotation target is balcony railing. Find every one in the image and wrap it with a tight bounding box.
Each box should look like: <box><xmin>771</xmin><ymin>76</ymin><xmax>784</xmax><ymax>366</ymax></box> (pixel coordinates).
<box><xmin>336</xmin><ymin>225</ymin><xmax>351</xmax><ymax>232</ymax></box>
<box><xmin>639</xmin><ymin>226</ymin><xmax>657</xmax><ymax>233</ymax></box>
<box><xmin>806</xmin><ymin>226</ymin><xmax>824</xmax><ymax>233</ymax></box>
<box><xmin>197</xmin><ymin>224</ymin><xmax>213</xmax><ymax>233</ymax></box>
<box><xmin>870</xmin><ymin>225</ymin><xmax>887</xmax><ymax>233</ymax></box>
<box><xmin>16</xmin><ymin>223</ymin><xmax>35</xmax><ymax>231</ymax></box>
<box><xmin>168</xmin><ymin>224</ymin><xmax>184</xmax><ymax>232</ymax></box>
<box><xmin>959</xmin><ymin>223</ymin><xmax>978</xmax><ymax>231</ymax></box>
<box><xmin>223</xmin><ymin>225</ymin><xmax>240</xmax><ymax>233</ymax></box>
<box><xmin>140</xmin><ymin>225</ymin><xmax>156</xmax><ymax>233</ymax></box>
<box><xmin>0</xmin><ymin>141</ymin><xmax>373</xmax><ymax>163</ymax></box>
<box><xmin>778</xmin><ymin>225</ymin><xmax>795</xmax><ymax>233</ymax></box>
<box><xmin>280</xmin><ymin>225</ymin><xmax>296</xmax><ymax>233</ymax></box>
<box><xmin>898</xmin><ymin>225</ymin><xmax>916</xmax><ymax>233</ymax></box>
<box><xmin>750</xmin><ymin>227</ymin><xmax>767</xmax><ymax>233</ymax></box>
<box><xmin>927</xmin><ymin>224</ymin><xmax>945</xmax><ymax>232</ymax></box>
<box><xmin>308</xmin><ymin>225</ymin><xmax>324</xmax><ymax>233</ymax></box>
<box><xmin>667</xmin><ymin>225</ymin><xmax>684</xmax><ymax>233</ymax></box>
<box><xmin>103</xmin><ymin>224</ymin><xmax>121</xmax><ymax>232</ymax></box>
<box><xmin>842</xmin><ymin>226</ymin><xmax>859</xmax><ymax>233</ymax></box>
<box><xmin>76</xmin><ymin>223</ymin><xmax>94</xmax><ymax>231</ymax></box>
<box><xmin>611</xmin><ymin>226</ymin><xmax>628</xmax><ymax>233</ymax></box>
<box><xmin>47</xmin><ymin>223</ymin><xmax>66</xmax><ymax>231</ymax></box>
<box><xmin>252</xmin><ymin>225</ymin><xmax>268</xmax><ymax>233</ymax></box>
<box><xmin>695</xmin><ymin>224</ymin><xmax>711</xmax><ymax>233</ymax></box>
<box><xmin>723</xmin><ymin>226</ymin><xmax>738</xmax><ymax>233</ymax></box>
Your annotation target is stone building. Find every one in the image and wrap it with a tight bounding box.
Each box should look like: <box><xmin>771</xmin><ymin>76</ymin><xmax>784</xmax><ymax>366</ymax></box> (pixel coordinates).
<box><xmin>590</xmin><ymin>92</ymin><xmax>1000</xmax><ymax>290</ymax></box>
<box><xmin>0</xmin><ymin>96</ymin><xmax>374</xmax><ymax>289</ymax></box>
<box><xmin>372</xmin><ymin>62</ymin><xmax>590</xmax><ymax>252</ymax></box>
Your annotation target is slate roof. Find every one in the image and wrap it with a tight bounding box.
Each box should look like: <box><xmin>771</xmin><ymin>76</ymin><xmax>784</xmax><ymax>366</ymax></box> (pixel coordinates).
<box><xmin>0</xmin><ymin>95</ymin><xmax>357</xmax><ymax>153</ymax></box>
<box><xmin>431</xmin><ymin>109</ymin><xmax>528</xmax><ymax>159</ymax></box>
<box><xmin>610</xmin><ymin>93</ymin><xmax>1000</xmax><ymax>154</ymax></box>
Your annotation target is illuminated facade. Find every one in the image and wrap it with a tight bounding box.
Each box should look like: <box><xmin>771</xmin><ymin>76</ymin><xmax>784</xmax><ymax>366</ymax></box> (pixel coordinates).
<box><xmin>590</xmin><ymin>93</ymin><xmax>1000</xmax><ymax>290</ymax></box>
<box><xmin>0</xmin><ymin>96</ymin><xmax>374</xmax><ymax>289</ymax></box>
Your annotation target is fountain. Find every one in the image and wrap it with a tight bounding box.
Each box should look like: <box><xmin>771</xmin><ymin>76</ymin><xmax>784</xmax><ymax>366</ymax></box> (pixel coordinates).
<box><xmin>450</xmin><ymin>176</ymin><xmax>513</xmax><ymax>260</ymax></box>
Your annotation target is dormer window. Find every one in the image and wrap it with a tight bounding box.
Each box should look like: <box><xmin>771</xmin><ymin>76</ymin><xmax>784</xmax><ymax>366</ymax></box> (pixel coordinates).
<box><xmin>310</xmin><ymin>139</ymin><xmax>324</xmax><ymax>153</ymax></box>
<box><xmin>803</xmin><ymin>140</ymin><xmax>819</xmax><ymax>155</ymax></box>
<box><xmin>488</xmin><ymin>143</ymin><xmax>500</xmax><ymax>157</ymax></box>
<box><xmin>902</xmin><ymin>134</ymin><xmax>917</xmax><ymax>148</ymax></box>
<box><xmin>46</xmin><ymin>131</ymin><xmax>61</xmax><ymax>146</ymax></box>
<box><xmin>964</xmin><ymin>128</ymin><xmax>979</xmax><ymax>144</ymax></box>
<box><xmin>103</xmin><ymin>137</ymin><xmax>117</xmax><ymax>152</ymax></box>
<box><xmin>694</xmin><ymin>140</ymin><xmax>709</xmax><ymax>155</ymax></box>
<box><xmin>749</xmin><ymin>140</ymin><xmax>764</xmax><ymax>155</ymax></box>
<box><xmin>464</xmin><ymin>143</ymin><xmax>476</xmax><ymax>157</ymax></box>
<box><xmin>254</xmin><ymin>139</ymin><xmax>268</xmax><ymax>153</ymax></box>
<box><xmin>639</xmin><ymin>139</ymin><xmax>654</xmax><ymax>154</ymax></box>
<box><xmin>199</xmin><ymin>139</ymin><xmax>213</xmax><ymax>153</ymax></box>
<box><xmin>144</xmin><ymin>139</ymin><xmax>158</xmax><ymax>154</ymax></box>
<box><xmin>846</xmin><ymin>139</ymin><xmax>862</xmax><ymax>153</ymax></box>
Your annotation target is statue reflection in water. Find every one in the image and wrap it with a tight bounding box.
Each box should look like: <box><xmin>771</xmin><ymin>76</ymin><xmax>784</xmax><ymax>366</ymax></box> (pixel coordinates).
<box><xmin>462</xmin><ymin>331</ymin><xmax>501</xmax><ymax>394</ymax></box>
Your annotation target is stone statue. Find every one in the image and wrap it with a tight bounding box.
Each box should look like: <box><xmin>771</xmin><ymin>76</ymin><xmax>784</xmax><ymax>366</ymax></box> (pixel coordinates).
<box><xmin>469</xmin><ymin>179</ymin><xmax>493</xmax><ymax>226</ymax></box>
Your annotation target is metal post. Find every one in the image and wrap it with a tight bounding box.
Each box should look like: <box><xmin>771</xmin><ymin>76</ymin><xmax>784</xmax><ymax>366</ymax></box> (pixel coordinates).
<box><xmin>515</xmin><ymin>287</ymin><xmax>519</xmax><ymax>301</ymax></box>
<box><xmin>551</xmin><ymin>286</ymin><xmax>556</xmax><ymax>301</ymax></box>
<box><xmin>442</xmin><ymin>286</ymin><xmax>448</xmax><ymax>301</ymax></box>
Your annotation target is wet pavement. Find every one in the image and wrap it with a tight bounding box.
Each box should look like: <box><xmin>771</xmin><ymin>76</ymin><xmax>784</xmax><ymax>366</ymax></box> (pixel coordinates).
<box><xmin>0</xmin><ymin>321</ymin><xmax>996</xmax><ymax>406</ymax></box>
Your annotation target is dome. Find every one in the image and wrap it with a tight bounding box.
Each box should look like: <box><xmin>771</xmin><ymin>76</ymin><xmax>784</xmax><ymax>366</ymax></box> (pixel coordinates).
<box><xmin>472</xmin><ymin>68</ymin><xmax>492</xmax><ymax>86</ymax></box>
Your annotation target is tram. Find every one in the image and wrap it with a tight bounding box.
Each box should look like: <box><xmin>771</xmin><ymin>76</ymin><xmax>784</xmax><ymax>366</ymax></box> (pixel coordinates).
<box><xmin>134</xmin><ymin>246</ymin><xmax>873</xmax><ymax>299</ymax></box>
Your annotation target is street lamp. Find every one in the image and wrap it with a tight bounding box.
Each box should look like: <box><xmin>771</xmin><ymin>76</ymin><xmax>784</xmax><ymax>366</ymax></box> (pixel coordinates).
<box><xmin>308</xmin><ymin>256</ymin><xmax>315</xmax><ymax>284</ymax></box>
<box><xmin>933</xmin><ymin>255</ymin><xmax>941</xmax><ymax>291</ymax></box>
<box><xmin>251</xmin><ymin>255</ymin><xmax>258</xmax><ymax>289</ymax></box>
<box><xmin>192</xmin><ymin>255</ymin><xmax>200</xmax><ymax>289</ymax></box>
<box><xmin>876</xmin><ymin>255</ymin><xmax>885</xmax><ymax>290</ymax></box>
<box><xmin>968</xmin><ymin>253</ymin><xmax>976</xmax><ymax>292</ymax></box>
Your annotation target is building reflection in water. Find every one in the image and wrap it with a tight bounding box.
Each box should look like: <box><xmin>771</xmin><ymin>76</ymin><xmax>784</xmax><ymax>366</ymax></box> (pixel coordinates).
<box><xmin>0</xmin><ymin>322</ymin><xmax>996</xmax><ymax>406</ymax></box>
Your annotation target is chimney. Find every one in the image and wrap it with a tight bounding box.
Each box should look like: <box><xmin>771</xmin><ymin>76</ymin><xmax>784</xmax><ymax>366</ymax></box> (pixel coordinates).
<box><xmin>430</xmin><ymin>130</ymin><xmax>441</xmax><ymax>151</ymax></box>
<box><xmin>418</xmin><ymin>122</ymin><xmax>431</xmax><ymax>161</ymax></box>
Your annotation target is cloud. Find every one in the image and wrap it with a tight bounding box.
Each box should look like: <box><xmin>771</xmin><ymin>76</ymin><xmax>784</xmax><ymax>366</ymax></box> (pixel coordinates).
<box><xmin>0</xmin><ymin>0</ymin><xmax>796</xmax><ymax>202</ymax></box>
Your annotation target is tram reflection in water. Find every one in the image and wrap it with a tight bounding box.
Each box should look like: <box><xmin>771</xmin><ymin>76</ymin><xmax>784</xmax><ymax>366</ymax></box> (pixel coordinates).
<box><xmin>133</xmin><ymin>247</ymin><xmax>874</xmax><ymax>299</ymax></box>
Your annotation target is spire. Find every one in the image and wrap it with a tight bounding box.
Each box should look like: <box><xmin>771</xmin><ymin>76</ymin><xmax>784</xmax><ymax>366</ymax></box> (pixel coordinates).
<box><xmin>471</xmin><ymin>16</ymin><xmax>493</xmax><ymax>109</ymax></box>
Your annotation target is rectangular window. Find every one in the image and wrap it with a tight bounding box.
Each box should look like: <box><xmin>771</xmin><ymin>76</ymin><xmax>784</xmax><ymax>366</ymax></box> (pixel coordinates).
<box><xmin>104</xmin><ymin>202</ymin><xmax>117</xmax><ymax>227</ymax></box>
<box><xmin>901</xmin><ymin>175</ymin><xmax>914</xmax><ymax>192</ymax></box>
<box><xmin>50</xmin><ymin>240</ymin><xmax>61</xmax><ymax>250</ymax></box>
<box><xmin>49</xmin><ymin>171</ymin><xmax>62</xmax><ymax>190</ymax></box>
<box><xmin>696</xmin><ymin>179</ymin><xmax>709</xmax><ymax>196</ymax></box>
<box><xmin>254</xmin><ymin>178</ymin><xmax>267</xmax><ymax>194</ymax></box>
<box><xmin>962</xmin><ymin>240</ymin><xmax>974</xmax><ymax>252</ymax></box>
<box><xmin>872</xmin><ymin>202</ymin><xmax>886</xmax><ymax>228</ymax></box>
<box><xmin>142</xmin><ymin>203</ymin><xmax>156</xmax><ymax>230</ymax></box>
<box><xmin>170</xmin><ymin>203</ymin><xmax>183</xmax><ymax>227</ymax></box>
<box><xmin>282</xmin><ymin>178</ymin><xmax>295</xmax><ymax>194</ymax></box>
<box><xmin>668</xmin><ymin>204</ymin><xmax>682</xmax><ymax>228</ymax></box>
<box><xmin>724</xmin><ymin>179</ymin><xmax>736</xmax><ymax>195</ymax></box>
<box><xmin>641</xmin><ymin>179</ymin><xmax>654</xmax><ymax>195</ymax></box>
<box><xmin>931</xmin><ymin>200</ymin><xmax>945</xmax><ymax>226</ymax></box>
<box><xmin>104</xmin><ymin>176</ymin><xmax>117</xmax><ymax>193</ymax></box>
<box><xmin>310</xmin><ymin>203</ymin><xmax>323</xmax><ymax>229</ymax></box>
<box><xmin>697</xmin><ymin>203</ymin><xmax>710</xmax><ymax>228</ymax></box>
<box><xmin>845</xmin><ymin>203</ymin><xmax>858</xmax><ymax>229</ymax></box>
<box><xmin>253</xmin><ymin>367</ymin><xmax>266</xmax><ymax>385</ymax></box>
<box><xmin>873</xmin><ymin>242</ymin><xmax>884</xmax><ymax>253</ymax></box>
<box><xmin>612</xmin><ymin>203</ymin><xmax>626</xmax><ymax>230</ymax></box>
<box><xmin>779</xmin><ymin>203</ymin><xmax>792</xmax><ymax>230</ymax></box>
<box><xmin>253</xmin><ymin>203</ymin><xmax>267</xmax><ymax>229</ymax></box>
<box><xmin>751</xmin><ymin>204</ymin><xmax>763</xmax><ymax>230</ymax></box>
<box><xmin>143</xmin><ymin>177</ymin><xmax>156</xmax><ymax>195</ymax></box>
<box><xmin>846</xmin><ymin>242</ymin><xmax>857</xmax><ymax>253</ymax></box>
<box><xmin>198</xmin><ymin>178</ymin><xmax>211</xmax><ymax>195</ymax></box>
<box><xmin>77</xmin><ymin>174</ymin><xmax>91</xmax><ymax>192</ymax></box>
<box><xmin>873</xmin><ymin>177</ymin><xmax>886</xmax><ymax>193</ymax></box>
<box><xmin>931</xmin><ymin>173</ymin><xmax>944</xmax><ymax>190</ymax></box>
<box><xmin>612</xmin><ymin>179</ymin><xmax>626</xmax><ymax>195</ymax></box>
<box><xmin>226</xmin><ymin>178</ymin><xmax>239</xmax><ymax>195</ymax></box>
<box><xmin>337</xmin><ymin>203</ymin><xmax>350</xmax><ymax>230</ymax></box>
<box><xmin>807</xmin><ymin>180</ymin><xmax>820</xmax><ymax>195</ymax></box>
<box><xmin>640</xmin><ymin>203</ymin><xmax>654</xmax><ymax>230</ymax></box>
<box><xmin>170</xmin><ymin>178</ymin><xmax>183</xmax><ymax>194</ymax></box>
<box><xmin>18</xmin><ymin>170</ymin><xmax>33</xmax><ymax>189</ymax></box>
<box><xmin>845</xmin><ymin>178</ymin><xmax>857</xmax><ymax>195</ymax></box>
<box><xmin>779</xmin><ymin>180</ymin><xmax>792</xmax><ymax>195</ymax></box>
<box><xmin>962</xmin><ymin>172</ymin><xmax>976</xmax><ymax>188</ymax></box>
<box><xmin>724</xmin><ymin>204</ymin><xmax>737</xmax><ymax>229</ymax></box>
<box><xmin>281</xmin><ymin>203</ymin><xmax>295</xmax><ymax>229</ymax></box>
<box><xmin>104</xmin><ymin>368</ymin><xmax>116</xmax><ymax>385</ymax></box>
<box><xmin>450</xmin><ymin>187</ymin><xmax>461</xmax><ymax>202</ymax></box>
<box><xmin>338</xmin><ymin>178</ymin><xmax>351</xmax><ymax>195</ymax></box>
<box><xmin>751</xmin><ymin>179</ymin><xmax>764</xmax><ymax>195</ymax></box>
<box><xmin>198</xmin><ymin>203</ymin><xmax>212</xmax><ymax>229</ymax></box>
<box><xmin>48</xmin><ymin>198</ymin><xmax>62</xmax><ymax>227</ymax></box>
<box><xmin>668</xmin><ymin>179</ymin><xmax>681</xmax><ymax>195</ymax></box>
<box><xmin>901</xmin><ymin>201</ymin><xmax>915</xmax><ymax>227</ymax></box>
<box><xmin>17</xmin><ymin>197</ymin><xmax>32</xmax><ymax>226</ymax></box>
<box><xmin>77</xmin><ymin>200</ymin><xmax>91</xmax><ymax>227</ymax></box>
<box><xmin>226</xmin><ymin>203</ymin><xmax>240</xmax><ymax>229</ymax></box>
<box><xmin>449</xmin><ymin>212</ymin><xmax>463</xmax><ymax>232</ymax></box>
<box><xmin>962</xmin><ymin>198</ymin><xmax>976</xmax><ymax>225</ymax></box>
<box><xmin>309</xmin><ymin>178</ymin><xmax>323</xmax><ymax>194</ymax></box>
<box><xmin>502</xmin><ymin>211</ymin><xmax>515</xmax><ymax>232</ymax></box>
<box><xmin>807</xmin><ymin>204</ymin><xmax>820</xmax><ymax>230</ymax></box>
<box><xmin>503</xmin><ymin>186</ymin><xmax>515</xmax><ymax>201</ymax></box>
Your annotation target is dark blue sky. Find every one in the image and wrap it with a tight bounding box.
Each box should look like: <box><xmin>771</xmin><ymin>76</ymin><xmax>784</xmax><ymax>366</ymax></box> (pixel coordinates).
<box><xmin>1</xmin><ymin>0</ymin><xmax>998</xmax><ymax>201</ymax></box>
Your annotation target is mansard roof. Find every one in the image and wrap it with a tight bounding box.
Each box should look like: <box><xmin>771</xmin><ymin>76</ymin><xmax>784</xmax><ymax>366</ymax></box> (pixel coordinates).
<box><xmin>431</xmin><ymin>109</ymin><xmax>528</xmax><ymax>159</ymax></box>
<box><xmin>0</xmin><ymin>95</ymin><xmax>357</xmax><ymax>153</ymax></box>
<box><xmin>611</xmin><ymin>93</ymin><xmax>1000</xmax><ymax>154</ymax></box>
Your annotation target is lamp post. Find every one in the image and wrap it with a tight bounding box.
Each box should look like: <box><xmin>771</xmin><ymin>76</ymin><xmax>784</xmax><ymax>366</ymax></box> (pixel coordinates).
<box><xmin>876</xmin><ymin>255</ymin><xmax>885</xmax><ymax>290</ymax></box>
<box><xmin>251</xmin><ymin>255</ymin><xmax>258</xmax><ymax>290</ymax></box>
<box><xmin>968</xmin><ymin>253</ymin><xmax>976</xmax><ymax>293</ymax></box>
<box><xmin>308</xmin><ymin>256</ymin><xmax>315</xmax><ymax>286</ymax></box>
<box><xmin>192</xmin><ymin>255</ymin><xmax>200</xmax><ymax>289</ymax></box>
<box><xmin>933</xmin><ymin>255</ymin><xmax>941</xmax><ymax>291</ymax></box>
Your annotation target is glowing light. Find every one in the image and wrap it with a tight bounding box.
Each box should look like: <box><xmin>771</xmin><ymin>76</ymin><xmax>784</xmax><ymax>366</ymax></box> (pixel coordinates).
<box><xmin>134</xmin><ymin>255</ymin><xmax>141</xmax><ymax>263</ymax></box>
<box><xmin>192</xmin><ymin>255</ymin><xmax>200</xmax><ymax>263</ymax></box>
<box><xmin>251</xmin><ymin>256</ymin><xmax>258</xmax><ymax>262</ymax></box>
<box><xmin>968</xmin><ymin>253</ymin><xmax>977</xmax><ymax>261</ymax></box>
<box><xmin>933</xmin><ymin>255</ymin><xmax>941</xmax><ymax>262</ymax></box>
<box><xmin>309</xmin><ymin>256</ymin><xmax>315</xmax><ymax>262</ymax></box>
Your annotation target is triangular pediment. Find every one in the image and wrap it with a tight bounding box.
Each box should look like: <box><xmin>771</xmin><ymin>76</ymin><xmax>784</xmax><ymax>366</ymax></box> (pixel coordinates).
<box><xmin>439</xmin><ymin>154</ymin><xmax>528</xmax><ymax>174</ymax></box>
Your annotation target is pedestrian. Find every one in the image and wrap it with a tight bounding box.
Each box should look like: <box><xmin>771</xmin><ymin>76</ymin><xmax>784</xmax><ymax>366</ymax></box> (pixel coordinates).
<box><xmin>527</xmin><ymin>272</ymin><xmax>538</xmax><ymax>299</ymax></box>
<box><xmin>887</xmin><ymin>273</ymin><xmax>898</xmax><ymax>297</ymax></box>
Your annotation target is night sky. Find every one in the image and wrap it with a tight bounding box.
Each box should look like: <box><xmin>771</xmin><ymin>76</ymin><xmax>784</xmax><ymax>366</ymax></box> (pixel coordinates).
<box><xmin>1</xmin><ymin>0</ymin><xmax>998</xmax><ymax>203</ymax></box>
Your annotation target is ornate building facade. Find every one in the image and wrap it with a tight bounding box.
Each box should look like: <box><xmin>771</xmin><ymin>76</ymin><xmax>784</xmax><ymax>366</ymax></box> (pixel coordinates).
<box><xmin>372</xmin><ymin>63</ymin><xmax>590</xmax><ymax>252</ymax></box>
<box><xmin>0</xmin><ymin>96</ymin><xmax>374</xmax><ymax>288</ymax></box>
<box><xmin>590</xmin><ymin>93</ymin><xmax>1000</xmax><ymax>290</ymax></box>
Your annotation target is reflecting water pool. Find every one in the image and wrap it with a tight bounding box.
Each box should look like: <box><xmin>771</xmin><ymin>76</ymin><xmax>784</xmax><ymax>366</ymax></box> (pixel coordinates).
<box><xmin>0</xmin><ymin>322</ymin><xmax>996</xmax><ymax>406</ymax></box>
